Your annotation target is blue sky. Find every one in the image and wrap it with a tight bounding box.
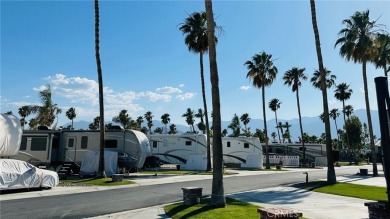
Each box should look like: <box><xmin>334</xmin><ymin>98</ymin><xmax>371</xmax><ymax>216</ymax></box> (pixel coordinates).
<box><xmin>1</xmin><ymin>0</ymin><xmax>389</xmax><ymax>128</ymax></box>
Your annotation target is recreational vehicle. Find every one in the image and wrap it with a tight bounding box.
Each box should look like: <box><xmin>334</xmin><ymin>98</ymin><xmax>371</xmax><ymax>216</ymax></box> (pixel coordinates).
<box><xmin>8</xmin><ymin>129</ymin><xmax>151</xmax><ymax>173</ymax></box>
<box><xmin>222</xmin><ymin>136</ymin><xmax>263</xmax><ymax>169</ymax></box>
<box><xmin>148</xmin><ymin>134</ymin><xmax>207</xmax><ymax>170</ymax></box>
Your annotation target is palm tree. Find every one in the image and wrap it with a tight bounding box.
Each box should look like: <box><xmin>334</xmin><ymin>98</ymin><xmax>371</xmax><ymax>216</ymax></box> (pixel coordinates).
<box><xmin>334</xmin><ymin>83</ymin><xmax>353</xmax><ymax>125</ymax></box>
<box><xmin>205</xmin><ymin>0</ymin><xmax>225</xmax><ymax>207</ymax></box>
<box><xmin>168</xmin><ymin>124</ymin><xmax>177</xmax><ymax>134</ymax></box>
<box><xmin>161</xmin><ymin>113</ymin><xmax>170</xmax><ymax>134</ymax></box>
<box><xmin>144</xmin><ymin>111</ymin><xmax>154</xmax><ymax>134</ymax></box>
<box><xmin>228</xmin><ymin>114</ymin><xmax>240</xmax><ymax>137</ymax></box>
<box><xmin>372</xmin><ymin>33</ymin><xmax>390</xmax><ymax>77</ymax></box>
<box><xmin>112</xmin><ymin>110</ymin><xmax>131</xmax><ymax>129</ymax></box>
<box><xmin>221</xmin><ymin>129</ymin><xmax>228</xmax><ymax>137</ymax></box>
<box><xmin>329</xmin><ymin>108</ymin><xmax>340</xmax><ymax>141</ymax></box>
<box><xmin>283</xmin><ymin>122</ymin><xmax>292</xmax><ymax>143</ymax></box>
<box><xmin>335</xmin><ymin>9</ymin><xmax>379</xmax><ymax>176</ymax></box>
<box><xmin>194</xmin><ymin>109</ymin><xmax>206</xmax><ymax>134</ymax></box>
<box><xmin>283</xmin><ymin>67</ymin><xmax>307</xmax><ymax>164</ymax></box>
<box><xmin>136</xmin><ymin>116</ymin><xmax>144</xmax><ymax>130</ymax></box>
<box><xmin>271</xmin><ymin>132</ymin><xmax>277</xmax><ymax>142</ymax></box>
<box><xmin>182</xmin><ymin>108</ymin><xmax>195</xmax><ymax>133</ymax></box>
<box><xmin>89</xmin><ymin>116</ymin><xmax>100</xmax><ymax>130</ymax></box>
<box><xmin>244</xmin><ymin>51</ymin><xmax>278</xmax><ymax>169</ymax></box>
<box><xmin>65</xmin><ymin>107</ymin><xmax>76</xmax><ymax>130</ymax></box>
<box><xmin>268</xmin><ymin>98</ymin><xmax>282</xmax><ymax>143</ymax></box>
<box><xmin>310</xmin><ymin>68</ymin><xmax>337</xmax><ymax>89</ymax></box>
<box><xmin>179</xmin><ymin>11</ymin><xmax>220</xmax><ymax>172</ymax></box>
<box><xmin>276</xmin><ymin>121</ymin><xmax>284</xmax><ymax>143</ymax></box>
<box><xmin>18</xmin><ymin>106</ymin><xmax>31</xmax><ymax>130</ymax></box>
<box><xmin>240</xmin><ymin>113</ymin><xmax>251</xmax><ymax>132</ymax></box>
<box><xmin>344</xmin><ymin>105</ymin><xmax>354</xmax><ymax>118</ymax></box>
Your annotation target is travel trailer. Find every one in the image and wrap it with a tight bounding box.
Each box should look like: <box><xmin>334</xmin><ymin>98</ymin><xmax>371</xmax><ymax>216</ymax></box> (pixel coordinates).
<box><xmin>8</xmin><ymin>129</ymin><xmax>151</xmax><ymax>173</ymax></box>
<box><xmin>148</xmin><ymin>134</ymin><xmax>207</xmax><ymax>170</ymax></box>
<box><xmin>222</xmin><ymin>136</ymin><xmax>263</xmax><ymax>169</ymax></box>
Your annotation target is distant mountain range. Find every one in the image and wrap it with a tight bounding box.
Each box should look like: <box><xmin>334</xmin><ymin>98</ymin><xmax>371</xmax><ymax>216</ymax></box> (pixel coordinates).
<box><xmin>62</xmin><ymin>109</ymin><xmax>380</xmax><ymax>141</ymax></box>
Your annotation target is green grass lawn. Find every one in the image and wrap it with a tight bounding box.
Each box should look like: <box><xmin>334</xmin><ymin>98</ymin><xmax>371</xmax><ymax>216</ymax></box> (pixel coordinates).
<box><xmin>138</xmin><ymin>169</ymin><xmax>214</xmax><ymax>175</ymax></box>
<box><xmin>336</xmin><ymin>161</ymin><xmax>367</xmax><ymax>166</ymax></box>
<box><xmin>164</xmin><ymin>197</ymin><xmax>260</xmax><ymax>219</ymax></box>
<box><xmin>302</xmin><ymin>181</ymin><xmax>387</xmax><ymax>201</ymax></box>
<box><xmin>59</xmin><ymin>177</ymin><xmax>135</xmax><ymax>186</ymax></box>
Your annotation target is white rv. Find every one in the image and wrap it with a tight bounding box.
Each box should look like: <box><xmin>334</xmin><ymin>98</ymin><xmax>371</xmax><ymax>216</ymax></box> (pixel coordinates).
<box><xmin>148</xmin><ymin>134</ymin><xmax>207</xmax><ymax>170</ymax></box>
<box><xmin>222</xmin><ymin>136</ymin><xmax>263</xmax><ymax>169</ymax></box>
<box><xmin>9</xmin><ymin>129</ymin><xmax>151</xmax><ymax>173</ymax></box>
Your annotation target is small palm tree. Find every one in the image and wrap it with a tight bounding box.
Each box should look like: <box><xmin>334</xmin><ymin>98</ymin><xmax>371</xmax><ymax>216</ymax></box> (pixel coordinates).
<box><xmin>271</xmin><ymin>132</ymin><xmax>277</xmax><ymax>142</ymax></box>
<box><xmin>283</xmin><ymin>67</ymin><xmax>308</xmax><ymax>164</ymax></box>
<box><xmin>144</xmin><ymin>111</ymin><xmax>154</xmax><ymax>134</ymax></box>
<box><xmin>228</xmin><ymin>114</ymin><xmax>240</xmax><ymax>137</ymax></box>
<box><xmin>244</xmin><ymin>51</ymin><xmax>278</xmax><ymax>169</ymax></box>
<box><xmin>194</xmin><ymin>109</ymin><xmax>206</xmax><ymax>134</ymax></box>
<box><xmin>161</xmin><ymin>113</ymin><xmax>170</xmax><ymax>134</ymax></box>
<box><xmin>344</xmin><ymin>105</ymin><xmax>354</xmax><ymax>118</ymax></box>
<box><xmin>329</xmin><ymin>108</ymin><xmax>340</xmax><ymax>141</ymax></box>
<box><xmin>168</xmin><ymin>124</ymin><xmax>177</xmax><ymax>134</ymax></box>
<box><xmin>65</xmin><ymin>107</ymin><xmax>76</xmax><ymax>130</ymax></box>
<box><xmin>136</xmin><ymin>116</ymin><xmax>144</xmax><ymax>130</ymax></box>
<box><xmin>240</xmin><ymin>113</ymin><xmax>251</xmax><ymax>132</ymax></box>
<box><xmin>268</xmin><ymin>98</ymin><xmax>282</xmax><ymax>143</ymax></box>
<box><xmin>18</xmin><ymin>106</ymin><xmax>31</xmax><ymax>130</ymax></box>
<box><xmin>334</xmin><ymin>83</ymin><xmax>353</xmax><ymax>124</ymax></box>
<box><xmin>310</xmin><ymin>68</ymin><xmax>337</xmax><ymax>89</ymax></box>
<box><xmin>335</xmin><ymin>9</ymin><xmax>380</xmax><ymax>176</ymax></box>
<box><xmin>276</xmin><ymin>121</ymin><xmax>284</xmax><ymax>143</ymax></box>
<box><xmin>182</xmin><ymin>108</ymin><xmax>195</xmax><ymax>133</ymax></box>
<box><xmin>112</xmin><ymin>110</ymin><xmax>132</xmax><ymax>129</ymax></box>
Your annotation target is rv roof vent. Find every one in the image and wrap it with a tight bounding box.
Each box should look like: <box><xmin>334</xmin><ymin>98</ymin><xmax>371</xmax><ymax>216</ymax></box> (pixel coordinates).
<box><xmin>37</xmin><ymin>126</ymin><xmax>50</xmax><ymax>130</ymax></box>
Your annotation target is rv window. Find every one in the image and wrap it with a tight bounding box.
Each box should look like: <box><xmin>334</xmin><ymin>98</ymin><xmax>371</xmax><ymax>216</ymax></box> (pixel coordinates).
<box><xmin>185</xmin><ymin>141</ymin><xmax>192</xmax><ymax>146</ymax></box>
<box><xmin>227</xmin><ymin>142</ymin><xmax>231</xmax><ymax>147</ymax></box>
<box><xmin>153</xmin><ymin>141</ymin><xmax>158</xmax><ymax>148</ymax></box>
<box><xmin>244</xmin><ymin>143</ymin><xmax>249</xmax><ymax>148</ymax></box>
<box><xmin>81</xmin><ymin>136</ymin><xmax>88</xmax><ymax>149</ymax></box>
<box><xmin>68</xmin><ymin>138</ymin><xmax>74</xmax><ymax>148</ymax></box>
<box><xmin>105</xmin><ymin>140</ymin><xmax>117</xmax><ymax>148</ymax></box>
<box><xmin>31</xmin><ymin>138</ymin><xmax>47</xmax><ymax>151</ymax></box>
<box><xmin>20</xmin><ymin>137</ymin><xmax>27</xmax><ymax>150</ymax></box>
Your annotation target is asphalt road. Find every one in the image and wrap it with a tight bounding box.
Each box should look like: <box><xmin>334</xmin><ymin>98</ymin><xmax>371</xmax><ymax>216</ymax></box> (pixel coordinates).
<box><xmin>0</xmin><ymin>167</ymin><xmax>363</xmax><ymax>219</ymax></box>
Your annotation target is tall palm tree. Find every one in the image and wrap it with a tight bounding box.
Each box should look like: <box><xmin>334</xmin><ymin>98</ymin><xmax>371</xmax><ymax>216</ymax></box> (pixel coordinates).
<box><xmin>268</xmin><ymin>98</ymin><xmax>282</xmax><ymax>143</ymax></box>
<box><xmin>344</xmin><ymin>105</ymin><xmax>354</xmax><ymax>118</ymax></box>
<box><xmin>240</xmin><ymin>113</ymin><xmax>251</xmax><ymax>132</ymax></box>
<box><xmin>144</xmin><ymin>111</ymin><xmax>154</xmax><ymax>134</ymax></box>
<box><xmin>179</xmin><ymin>11</ymin><xmax>220</xmax><ymax>172</ymax></box>
<box><xmin>228</xmin><ymin>114</ymin><xmax>240</xmax><ymax>137</ymax></box>
<box><xmin>182</xmin><ymin>108</ymin><xmax>195</xmax><ymax>133</ymax></box>
<box><xmin>161</xmin><ymin>113</ymin><xmax>170</xmax><ymax>134</ymax></box>
<box><xmin>329</xmin><ymin>108</ymin><xmax>340</xmax><ymax>141</ymax></box>
<box><xmin>372</xmin><ymin>33</ymin><xmax>390</xmax><ymax>77</ymax></box>
<box><xmin>194</xmin><ymin>108</ymin><xmax>206</xmax><ymax>134</ymax></box>
<box><xmin>335</xmin><ymin>9</ymin><xmax>379</xmax><ymax>176</ymax></box>
<box><xmin>18</xmin><ymin>106</ymin><xmax>31</xmax><ymax>130</ymax></box>
<box><xmin>136</xmin><ymin>116</ymin><xmax>144</xmax><ymax>130</ymax></box>
<box><xmin>283</xmin><ymin>67</ymin><xmax>307</xmax><ymax>164</ymax></box>
<box><xmin>310</xmin><ymin>68</ymin><xmax>337</xmax><ymax>89</ymax></box>
<box><xmin>244</xmin><ymin>51</ymin><xmax>278</xmax><ymax>169</ymax></box>
<box><xmin>94</xmin><ymin>0</ymin><xmax>105</xmax><ymax>178</ymax></box>
<box><xmin>65</xmin><ymin>107</ymin><xmax>76</xmax><ymax>130</ymax></box>
<box><xmin>205</xmin><ymin>0</ymin><xmax>225</xmax><ymax>207</ymax></box>
<box><xmin>334</xmin><ymin>83</ymin><xmax>353</xmax><ymax>125</ymax></box>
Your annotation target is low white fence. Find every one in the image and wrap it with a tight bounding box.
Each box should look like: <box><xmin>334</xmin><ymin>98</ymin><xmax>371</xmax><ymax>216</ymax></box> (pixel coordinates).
<box><xmin>263</xmin><ymin>155</ymin><xmax>300</xmax><ymax>166</ymax></box>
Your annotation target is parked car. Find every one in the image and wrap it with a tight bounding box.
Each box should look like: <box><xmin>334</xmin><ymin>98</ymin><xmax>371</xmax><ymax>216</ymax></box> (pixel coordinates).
<box><xmin>0</xmin><ymin>159</ymin><xmax>59</xmax><ymax>190</ymax></box>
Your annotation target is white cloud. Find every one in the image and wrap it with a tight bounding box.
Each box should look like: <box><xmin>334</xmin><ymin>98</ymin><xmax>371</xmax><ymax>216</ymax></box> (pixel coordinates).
<box><xmin>139</xmin><ymin>91</ymin><xmax>172</xmax><ymax>102</ymax></box>
<box><xmin>329</xmin><ymin>99</ymin><xmax>337</xmax><ymax>105</ymax></box>
<box><xmin>239</xmin><ymin>86</ymin><xmax>251</xmax><ymax>91</ymax></box>
<box><xmin>156</xmin><ymin>86</ymin><xmax>183</xmax><ymax>94</ymax></box>
<box><xmin>176</xmin><ymin>93</ymin><xmax>196</xmax><ymax>100</ymax></box>
<box><xmin>179</xmin><ymin>84</ymin><xmax>184</xmax><ymax>87</ymax></box>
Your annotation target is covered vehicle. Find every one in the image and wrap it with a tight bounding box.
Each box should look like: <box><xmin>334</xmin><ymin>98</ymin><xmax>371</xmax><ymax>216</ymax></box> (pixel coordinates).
<box><xmin>0</xmin><ymin>159</ymin><xmax>59</xmax><ymax>190</ymax></box>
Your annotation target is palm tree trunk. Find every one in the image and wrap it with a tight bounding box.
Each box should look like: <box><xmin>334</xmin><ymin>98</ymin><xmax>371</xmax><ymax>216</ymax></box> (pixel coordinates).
<box><xmin>384</xmin><ymin>63</ymin><xmax>388</xmax><ymax>77</ymax></box>
<box><xmin>275</xmin><ymin>111</ymin><xmax>281</xmax><ymax>143</ymax></box>
<box><xmin>199</xmin><ymin>53</ymin><xmax>212</xmax><ymax>171</ymax></box>
<box><xmin>95</xmin><ymin>0</ymin><xmax>106</xmax><ymax>178</ymax></box>
<box><xmin>296</xmin><ymin>88</ymin><xmax>306</xmax><ymax>166</ymax></box>
<box><xmin>363</xmin><ymin>60</ymin><xmax>378</xmax><ymax>176</ymax></box>
<box><xmin>262</xmin><ymin>86</ymin><xmax>270</xmax><ymax>169</ymax></box>
<box><xmin>334</xmin><ymin>119</ymin><xmax>339</xmax><ymax>142</ymax></box>
<box><xmin>310</xmin><ymin>0</ymin><xmax>336</xmax><ymax>183</ymax></box>
<box><xmin>205</xmin><ymin>0</ymin><xmax>225</xmax><ymax>207</ymax></box>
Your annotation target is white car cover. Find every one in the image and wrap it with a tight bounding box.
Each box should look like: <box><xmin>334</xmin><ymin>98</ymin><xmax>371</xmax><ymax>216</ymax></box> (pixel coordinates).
<box><xmin>0</xmin><ymin>114</ymin><xmax>22</xmax><ymax>156</ymax></box>
<box><xmin>0</xmin><ymin>159</ymin><xmax>59</xmax><ymax>190</ymax></box>
<box><xmin>80</xmin><ymin>151</ymin><xmax>118</xmax><ymax>177</ymax></box>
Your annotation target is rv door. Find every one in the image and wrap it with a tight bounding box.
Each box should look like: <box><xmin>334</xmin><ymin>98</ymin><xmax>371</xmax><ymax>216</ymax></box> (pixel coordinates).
<box><xmin>65</xmin><ymin>137</ymin><xmax>77</xmax><ymax>162</ymax></box>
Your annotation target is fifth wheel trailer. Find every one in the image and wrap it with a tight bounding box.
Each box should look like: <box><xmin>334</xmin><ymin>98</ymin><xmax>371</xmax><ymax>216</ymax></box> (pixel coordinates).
<box><xmin>222</xmin><ymin>136</ymin><xmax>263</xmax><ymax>169</ymax></box>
